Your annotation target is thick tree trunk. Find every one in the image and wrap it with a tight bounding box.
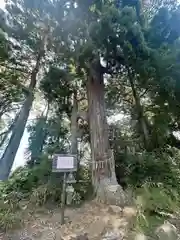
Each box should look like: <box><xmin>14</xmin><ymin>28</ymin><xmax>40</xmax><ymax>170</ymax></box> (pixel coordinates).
<box><xmin>0</xmin><ymin>50</ymin><xmax>44</xmax><ymax>181</ymax></box>
<box><xmin>87</xmin><ymin>64</ymin><xmax>126</xmax><ymax>206</ymax></box>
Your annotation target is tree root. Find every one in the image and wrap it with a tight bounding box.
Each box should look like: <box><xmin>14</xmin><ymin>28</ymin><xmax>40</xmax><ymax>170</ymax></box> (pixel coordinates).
<box><xmin>94</xmin><ymin>173</ymin><xmax>131</xmax><ymax>207</ymax></box>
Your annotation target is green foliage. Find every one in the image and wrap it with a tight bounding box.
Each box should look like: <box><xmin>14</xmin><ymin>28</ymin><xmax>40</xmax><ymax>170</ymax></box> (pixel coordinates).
<box><xmin>115</xmin><ymin>147</ymin><xmax>180</xmax><ymax>236</ymax></box>
<box><xmin>0</xmin><ymin>155</ymin><xmax>93</xmax><ymax>230</ymax></box>
<box><xmin>0</xmin><ymin>211</ymin><xmax>22</xmax><ymax>231</ymax></box>
<box><xmin>41</xmin><ymin>66</ymin><xmax>73</xmax><ymax>106</ymax></box>
<box><xmin>134</xmin><ymin>181</ymin><xmax>180</xmax><ymax>236</ymax></box>
<box><xmin>116</xmin><ymin>148</ymin><xmax>180</xmax><ymax>189</ymax></box>
<box><xmin>27</xmin><ymin>116</ymin><xmax>48</xmax><ymax>165</ymax></box>
<box><xmin>1</xmin><ymin>160</ymin><xmax>50</xmax><ymax>195</ymax></box>
<box><xmin>0</xmin><ymin>31</ymin><xmax>8</xmax><ymax>62</ymax></box>
<box><xmin>30</xmin><ymin>183</ymin><xmax>59</xmax><ymax>206</ymax></box>
<box><xmin>0</xmin><ymin>31</ymin><xmax>24</xmax><ymax>117</ymax></box>
<box><xmin>2</xmin><ymin>0</ymin><xmax>180</xmax><ymax>234</ymax></box>
<box><xmin>0</xmin><ymin>184</ymin><xmax>24</xmax><ymax>231</ymax></box>
<box><xmin>74</xmin><ymin>166</ymin><xmax>94</xmax><ymax>203</ymax></box>
<box><xmin>136</xmin><ymin>182</ymin><xmax>179</xmax><ymax>214</ymax></box>
<box><xmin>27</xmin><ymin>113</ymin><xmax>69</xmax><ymax>160</ymax></box>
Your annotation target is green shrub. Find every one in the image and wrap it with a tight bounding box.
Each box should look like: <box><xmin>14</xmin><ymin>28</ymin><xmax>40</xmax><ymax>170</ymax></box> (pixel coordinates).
<box><xmin>0</xmin><ymin>211</ymin><xmax>22</xmax><ymax>231</ymax></box>
<box><xmin>30</xmin><ymin>184</ymin><xmax>55</xmax><ymax>206</ymax></box>
<box><xmin>135</xmin><ymin>182</ymin><xmax>179</xmax><ymax>215</ymax></box>
<box><xmin>0</xmin><ymin>190</ymin><xmax>23</xmax><ymax>231</ymax></box>
<box><xmin>74</xmin><ymin>166</ymin><xmax>93</xmax><ymax>202</ymax></box>
<box><xmin>116</xmin><ymin>148</ymin><xmax>180</xmax><ymax>192</ymax></box>
<box><xmin>115</xmin><ymin>148</ymin><xmax>180</xmax><ymax>236</ymax></box>
<box><xmin>1</xmin><ymin>156</ymin><xmax>92</xmax><ymax>202</ymax></box>
<box><xmin>0</xmin><ymin>156</ymin><xmax>52</xmax><ymax>198</ymax></box>
<box><xmin>134</xmin><ymin>181</ymin><xmax>180</xmax><ymax>236</ymax></box>
<box><xmin>0</xmin><ymin>156</ymin><xmax>93</xmax><ymax>231</ymax></box>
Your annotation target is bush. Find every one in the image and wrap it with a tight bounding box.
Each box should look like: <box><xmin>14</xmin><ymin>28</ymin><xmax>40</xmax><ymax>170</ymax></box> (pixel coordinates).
<box><xmin>0</xmin><ymin>156</ymin><xmax>52</xmax><ymax>197</ymax></box>
<box><xmin>73</xmin><ymin>166</ymin><xmax>93</xmax><ymax>202</ymax></box>
<box><xmin>0</xmin><ymin>156</ymin><xmax>93</xmax><ymax>230</ymax></box>
<box><xmin>115</xmin><ymin>147</ymin><xmax>180</xmax><ymax>236</ymax></box>
<box><xmin>0</xmin><ymin>190</ymin><xmax>24</xmax><ymax>231</ymax></box>
<box><xmin>115</xmin><ymin>148</ymin><xmax>180</xmax><ymax>192</ymax></box>
<box><xmin>135</xmin><ymin>182</ymin><xmax>179</xmax><ymax>215</ymax></box>
<box><xmin>0</xmin><ymin>211</ymin><xmax>22</xmax><ymax>231</ymax></box>
<box><xmin>134</xmin><ymin>181</ymin><xmax>180</xmax><ymax>236</ymax></box>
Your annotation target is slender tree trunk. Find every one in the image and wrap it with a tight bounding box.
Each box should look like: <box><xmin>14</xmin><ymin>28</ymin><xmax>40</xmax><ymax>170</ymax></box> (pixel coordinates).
<box><xmin>87</xmin><ymin>62</ymin><xmax>126</xmax><ymax>206</ymax></box>
<box><xmin>0</xmin><ymin>49</ymin><xmax>44</xmax><ymax>180</ymax></box>
<box><xmin>0</xmin><ymin>111</ymin><xmax>20</xmax><ymax>149</ymax></box>
<box><xmin>127</xmin><ymin>68</ymin><xmax>149</xmax><ymax>149</ymax></box>
<box><xmin>0</xmin><ymin>93</ymin><xmax>34</xmax><ymax>180</ymax></box>
<box><xmin>70</xmin><ymin>91</ymin><xmax>78</xmax><ymax>156</ymax></box>
<box><xmin>0</xmin><ymin>133</ymin><xmax>8</xmax><ymax>150</ymax></box>
<box><xmin>29</xmin><ymin>104</ymin><xmax>49</xmax><ymax>167</ymax></box>
<box><xmin>40</xmin><ymin>104</ymin><xmax>49</xmax><ymax>153</ymax></box>
<box><xmin>0</xmin><ymin>100</ymin><xmax>11</xmax><ymax>120</ymax></box>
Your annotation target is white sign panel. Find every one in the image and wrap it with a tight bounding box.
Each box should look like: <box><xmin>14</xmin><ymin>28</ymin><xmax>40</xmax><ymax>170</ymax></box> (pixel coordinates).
<box><xmin>52</xmin><ymin>154</ymin><xmax>77</xmax><ymax>172</ymax></box>
<box><xmin>57</xmin><ymin>156</ymin><xmax>74</xmax><ymax>169</ymax></box>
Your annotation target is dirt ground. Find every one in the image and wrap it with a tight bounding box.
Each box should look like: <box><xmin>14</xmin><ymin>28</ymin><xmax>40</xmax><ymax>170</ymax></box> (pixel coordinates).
<box><xmin>1</xmin><ymin>201</ymin><xmax>136</xmax><ymax>240</ymax></box>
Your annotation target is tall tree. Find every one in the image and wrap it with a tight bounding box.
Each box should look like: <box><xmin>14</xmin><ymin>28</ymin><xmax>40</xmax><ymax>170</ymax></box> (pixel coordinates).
<box><xmin>0</xmin><ymin>0</ymin><xmax>51</xmax><ymax>180</ymax></box>
<box><xmin>59</xmin><ymin>1</ymin><xmax>130</xmax><ymax>204</ymax></box>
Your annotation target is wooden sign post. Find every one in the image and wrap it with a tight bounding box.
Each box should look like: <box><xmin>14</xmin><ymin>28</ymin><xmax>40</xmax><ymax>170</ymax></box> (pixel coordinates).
<box><xmin>52</xmin><ymin>154</ymin><xmax>77</xmax><ymax>225</ymax></box>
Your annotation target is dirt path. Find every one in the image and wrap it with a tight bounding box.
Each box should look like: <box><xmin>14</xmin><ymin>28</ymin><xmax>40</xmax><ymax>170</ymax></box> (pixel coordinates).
<box><xmin>1</xmin><ymin>201</ymin><xmax>136</xmax><ymax>240</ymax></box>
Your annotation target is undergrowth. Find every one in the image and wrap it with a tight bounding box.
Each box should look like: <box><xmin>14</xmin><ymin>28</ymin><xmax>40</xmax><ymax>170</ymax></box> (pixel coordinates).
<box><xmin>124</xmin><ymin>149</ymin><xmax>180</xmax><ymax>236</ymax></box>
<box><xmin>134</xmin><ymin>182</ymin><xmax>180</xmax><ymax>237</ymax></box>
<box><xmin>0</xmin><ymin>155</ymin><xmax>93</xmax><ymax>231</ymax></box>
<box><xmin>1</xmin><ymin>148</ymin><xmax>180</xmax><ymax>234</ymax></box>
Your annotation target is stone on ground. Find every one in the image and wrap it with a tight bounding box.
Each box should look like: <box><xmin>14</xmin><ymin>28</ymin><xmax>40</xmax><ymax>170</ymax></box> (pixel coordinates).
<box><xmin>5</xmin><ymin>201</ymin><xmax>180</xmax><ymax>240</ymax></box>
<box><xmin>4</xmin><ymin>202</ymin><xmax>136</xmax><ymax>240</ymax></box>
<box><xmin>155</xmin><ymin>221</ymin><xmax>178</xmax><ymax>240</ymax></box>
<box><xmin>108</xmin><ymin>205</ymin><xmax>123</xmax><ymax>215</ymax></box>
<box><xmin>134</xmin><ymin>233</ymin><xmax>148</xmax><ymax>240</ymax></box>
<box><xmin>123</xmin><ymin>207</ymin><xmax>137</xmax><ymax>219</ymax></box>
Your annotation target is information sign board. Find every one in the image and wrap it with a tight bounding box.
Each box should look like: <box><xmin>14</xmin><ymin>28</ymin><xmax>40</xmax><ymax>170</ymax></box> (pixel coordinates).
<box><xmin>52</xmin><ymin>154</ymin><xmax>77</xmax><ymax>172</ymax></box>
<box><xmin>52</xmin><ymin>154</ymin><xmax>77</xmax><ymax>225</ymax></box>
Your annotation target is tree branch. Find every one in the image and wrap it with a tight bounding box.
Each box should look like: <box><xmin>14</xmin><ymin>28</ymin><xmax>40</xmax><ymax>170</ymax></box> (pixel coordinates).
<box><xmin>0</xmin><ymin>130</ymin><xmax>9</xmax><ymax>138</ymax></box>
<box><xmin>78</xmin><ymin>96</ymin><xmax>87</xmax><ymax>102</ymax></box>
<box><xmin>139</xmin><ymin>88</ymin><xmax>150</xmax><ymax>98</ymax></box>
<box><xmin>77</xmin><ymin>110</ymin><xmax>88</xmax><ymax>122</ymax></box>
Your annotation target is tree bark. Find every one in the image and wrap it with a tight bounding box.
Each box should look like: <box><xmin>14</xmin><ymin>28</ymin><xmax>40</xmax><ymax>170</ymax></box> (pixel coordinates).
<box><xmin>28</xmin><ymin>104</ymin><xmax>49</xmax><ymax>167</ymax></box>
<box><xmin>70</xmin><ymin>91</ymin><xmax>78</xmax><ymax>156</ymax></box>
<box><xmin>0</xmin><ymin>93</ymin><xmax>33</xmax><ymax>180</ymax></box>
<box><xmin>87</xmin><ymin>63</ymin><xmax>126</xmax><ymax>206</ymax></box>
<box><xmin>0</xmin><ymin>48</ymin><xmax>44</xmax><ymax>180</ymax></box>
<box><xmin>0</xmin><ymin>111</ymin><xmax>20</xmax><ymax>149</ymax></box>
